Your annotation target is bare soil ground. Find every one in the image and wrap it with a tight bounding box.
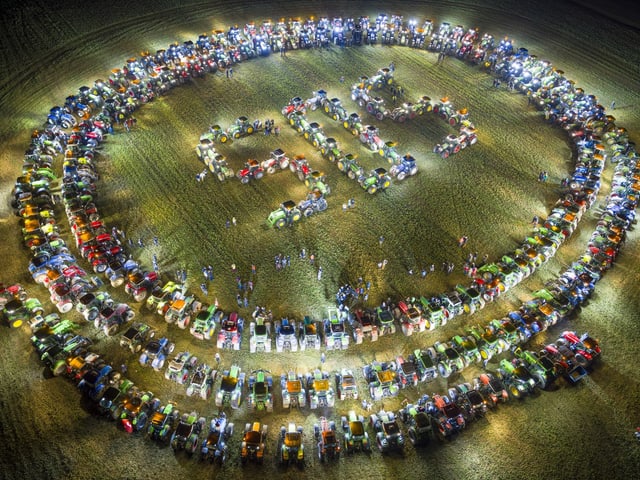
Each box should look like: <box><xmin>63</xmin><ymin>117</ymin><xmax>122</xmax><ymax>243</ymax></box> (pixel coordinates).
<box><xmin>0</xmin><ymin>1</ymin><xmax>639</xmax><ymax>479</ymax></box>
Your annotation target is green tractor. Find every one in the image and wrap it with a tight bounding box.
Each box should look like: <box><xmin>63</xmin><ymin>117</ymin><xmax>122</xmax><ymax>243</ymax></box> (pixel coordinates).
<box><xmin>289</xmin><ymin>111</ymin><xmax>310</xmax><ymax>133</ymax></box>
<box><xmin>320</xmin><ymin>137</ymin><xmax>341</xmax><ymax>162</ymax></box>
<box><xmin>358</xmin><ymin>168</ymin><xmax>392</xmax><ymax>194</ymax></box>
<box><xmin>336</xmin><ymin>154</ymin><xmax>364</xmax><ymax>180</ymax></box>
<box><xmin>267</xmin><ymin>200</ymin><xmax>302</xmax><ymax>228</ymax></box>
<box><xmin>323</xmin><ymin>97</ymin><xmax>348</xmax><ymax>122</ymax></box>
<box><xmin>304</xmin><ymin>171</ymin><xmax>331</xmax><ymax>196</ymax></box>
<box><xmin>380</xmin><ymin>141</ymin><xmax>402</xmax><ymax>164</ymax></box>
<box><xmin>343</xmin><ymin>112</ymin><xmax>365</xmax><ymax>136</ymax></box>
<box><xmin>205</xmin><ymin>125</ymin><xmax>230</xmax><ymax>144</ymax></box>
<box><xmin>226</xmin><ymin>116</ymin><xmax>256</xmax><ymax>139</ymax></box>
<box><xmin>303</xmin><ymin>122</ymin><xmax>327</xmax><ymax>149</ymax></box>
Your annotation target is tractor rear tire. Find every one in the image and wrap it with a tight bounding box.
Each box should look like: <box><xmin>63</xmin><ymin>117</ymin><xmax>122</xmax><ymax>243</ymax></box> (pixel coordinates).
<box><xmin>275</xmin><ymin>219</ymin><xmax>286</xmax><ymax>228</ymax></box>
<box><xmin>292</xmin><ymin>212</ymin><xmax>302</xmax><ymax>222</ymax></box>
<box><xmin>376</xmin><ymin>112</ymin><xmax>384</xmax><ymax>121</ymax></box>
<box><xmin>397</xmin><ymin>172</ymin><xmax>406</xmax><ymax>181</ymax></box>
<box><xmin>217</xmin><ymin>172</ymin><xmax>225</xmax><ymax>182</ymax></box>
<box><xmin>267</xmin><ymin>167</ymin><xmax>276</xmax><ymax>175</ymax></box>
<box><xmin>367</xmin><ymin>186</ymin><xmax>377</xmax><ymax>195</ymax></box>
<box><xmin>347</xmin><ymin>170</ymin><xmax>356</xmax><ymax>180</ymax></box>
<box><xmin>304</xmin><ymin>208</ymin><xmax>314</xmax><ymax>218</ymax></box>
<box><xmin>337</xmin><ymin>161</ymin><xmax>345</xmax><ymax>172</ymax></box>
<box><xmin>247</xmin><ymin>127</ymin><xmax>254</xmax><ymax>134</ymax></box>
<box><xmin>234</xmin><ymin>132</ymin><xmax>241</xmax><ymax>139</ymax></box>
<box><xmin>241</xmin><ymin>176</ymin><xmax>249</xmax><ymax>184</ymax></box>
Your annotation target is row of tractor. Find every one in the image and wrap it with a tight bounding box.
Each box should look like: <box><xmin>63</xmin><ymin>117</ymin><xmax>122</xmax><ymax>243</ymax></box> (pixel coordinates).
<box><xmin>295</xmin><ymin>88</ymin><xmax>420</xmax><ymax>179</ymax></box>
<box><xmin>283</xmin><ymin>104</ymin><xmax>396</xmax><ymax>194</ymax></box>
<box><xmin>21</xmin><ymin>307</ymin><xmax>603</xmax><ymax>462</ymax></box>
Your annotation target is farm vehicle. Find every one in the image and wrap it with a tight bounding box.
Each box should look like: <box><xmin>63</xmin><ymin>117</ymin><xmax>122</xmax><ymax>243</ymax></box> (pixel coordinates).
<box><xmin>267</xmin><ymin>200</ymin><xmax>302</xmax><ymax>228</ymax></box>
<box><xmin>204</xmin><ymin>152</ymin><xmax>234</xmax><ymax>182</ymax></box>
<box><xmin>247</xmin><ymin>369</ymin><xmax>273</xmax><ymax>412</ymax></box>
<box><xmin>282</xmin><ymin>97</ymin><xmax>306</xmax><ymax>116</ymax></box>
<box><xmin>395</xmin><ymin>355</ymin><xmax>420</xmax><ymax>387</ymax></box>
<box><xmin>341</xmin><ymin>411</ymin><xmax>371</xmax><ymax>453</ymax></box>
<box><xmin>281</xmin><ymin>371</ymin><xmax>306</xmax><ymax>409</ymax></box>
<box><xmin>236</xmin><ymin>159</ymin><xmax>264</xmax><ymax>183</ymax></box>
<box><xmin>351</xmin><ymin>308</ymin><xmax>379</xmax><ymax>343</ymax></box>
<box><xmin>336</xmin><ymin>153</ymin><xmax>364</xmax><ymax>180</ymax></box>
<box><xmin>428</xmin><ymin>394</ymin><xmax>466</xmax><ymax>437</ymax></box>
<box><xmin>303</xmin><ymin>122</ymin><xmax>328</xmax><ymax>148</ymax></box>
<box><xmin>306</xmin><ymin>369</ymin><xmax>335</xmax><ymax>409</ymax></box>
<box><xmin>190</xmin><ymin>304</ymin><xmax>220</xmax><ymax>341</ymax></box>
<box><xmin>319</xmin><ymin>137</ymin><xmax>341</xmax><ymax>162</ymax></box>
<box><xmin>75</xmin><ymin>290</ymin><xmax>111</xmax><ymax>323</ymax></box>
<box><xmin>217</xmin><ymin>312</ymin><xmax>243</xmax><ymax>350</ymax></box>
<box><xmin>351</xmin><ymin>80</ymin><xmax>372</xmax><ymax>107</ymax></box>
<box><xmin>146</xmin><ymin>281</ymin><xmax>182</xmax><ymax>313</ymax></box>
<box><xmin>323</xmin><ymin>97</ymin><xmax>349</xmax><ymax>122</ymax></box>
<box><xmin>298</xmin><ymin>190</ymin><xmax>328</xmax><ymax>218</ymax></box>
<box><xmin>124</xmin><ymin>269</ymin><xmax>159</xmax><ymax>302</ymax></box>
<box><xmin>343</xmin><ymin>112</ymin><xmax>365</xmax><ymax>136</ymax></box>
<box><xmin>497</xmin><ymin>358</ymin><xmax>539</xmax><ymax>398</ymax></box>
<box><xmin>164</xmin><ymin>295</ymin><xmax>201</xmax><ymax>329</ymax></box>
<box><xmin>164</xmin><ymin>351</ymin><xmax>198</xmax><ymax>385</ymax></box>
<box><xmin>225</xmin><ymin>116</ymin><xmax>257</xmax><ymax>139</ymax></box>
<box><xmin>314</xmin><ymin>417</ymin><xmax>341</xmax><ymax>461</ymax></box>
<box><xmin>202</xmin><ymin>414</ymin><xmax>234</xmax><ymax>463</ymax></box>
<box><xmin>394</xmin><ymin>299</ymin><xmax>426</xmax><ymax>335</ymax></box>
<box><xmin>433</xmin><ymin>124</ymin><xmax>478</xmax><ymax>158</ymax></box>
<box><xmin>367</xmin><ymin>67</ymin><xmax>395</xmax><ymax>90</ymax></box>
<box><xmin>3</xmin><ymin>297</ymin><xmax>45</xmax><ymax>329</ymax></box>
<box><xmin>119</xmin><ymin>322</ymin><xmax>155</xmax><ymax>353</ymax></box>
<box><xmin>398</xmin><ymin>403</ymin><xmax>433</xmax><ymax>446</ymax></box>
<box><xmin>279</xmin><ymin>423</ymin><xmax>305</xmax><ymax>467</ymax></box>
<box><xmin>249</xmin><ymin>313</ymin><xmax>272</xmax><ymax>353</ymax></box>
<box><xmin>370</xmin><ymin>410</ymin><xmax>405</xmax><ymax>453</ymax></box>
<box><xmin>324</xmin><ymin>307</ymin><xmax>350</xmax><ymax>350</ymax></box>
<box><xmin>376</xmin><ymin>306</ymin><xmax>396</xmax><ymax>335</ymax></box>
<box><xmin>288</xmin><ymin>154</ymin><xmax>311</xmax><ymax>181</ymax></box>
<box><xmin>205</xmin><ymin>125</ymin><xmax>230</xmax><ymax>144</ymax></box>
<box><xmin>139</xmin><ymin>336</ymin><xmax>175</xmax><ymax>371</ymax></box>
<box><xmin>185</xmin><ymin>363</ymin><xmax>216</xmax><ymax>400</ymax></box>
<box><xmin>298</xmin><ymin>316</ymin><xmax>321</xmax><ymax>350</ymax></box>
<box><xmin>433</xmin><ymin>98</ymin><xmax>469</xmax><ymax>126</ymax></box>
<box><xmin>335</xmin><ymin>368</ymin><xmax>359</xmax><ymax>400</ymax></box>
<box><xmin>171</xmin><ymin>412</ymin><xmax>206</xmax><ymax>454</ymax></box>
<box><xmin>364</xmin><ymin>361</ymin><xmax>400</xmax><ymax>400</ymax></box>
<box><xmin>365</xmin><ymin>97</ymin><xmax>389</xmax><ymax>121</ymax></box>
<box><xmin>119</xmin><ymin>390</ymin><xmax>159</xmax><ymax>434</ymax></box>
<box><xmin>148</xmin><ymin>402</ymin><xmax>180</xmax><ymax>443</ymax></box>
<box><xmin>409</xmin><ymin>349</ymin><xmax>438</xmax><ymax>382</ymax></box>
<box><xmin>215</xmin><ymin>364</ymin><xmax>245</xmax><ymax>409</ymax></box>
<box><xmin>261</xmin><ymin>148</ymin><xmax>289</xmax><ymax>174</ymax></box>
<box><xmin>359</xmin><ymin>125</ymin><xmax>385</xmax><ymax>152</ymax></box>
<box><xmin>95</xmin><ymin>302</ymin><xmax>135</xmax><ymax>336</ymax></box>
<box><xmin>389</xmin><ymin>154</ymin><xmax>418</xmax><ymax>180</ymax></box>
<box><xmin>304</xmin><ymin>89</ymin><xmax>328</xmax><ymax>111</ymax></box>
<box><xmin>275</xmin><ymin>318</ymin><xmax>299</xmax><ymax>352</ymax></box>
<box><xmin>240</xmin><ymin>421</ymin><xmax>268</xmax><ymax>464</ymax></box>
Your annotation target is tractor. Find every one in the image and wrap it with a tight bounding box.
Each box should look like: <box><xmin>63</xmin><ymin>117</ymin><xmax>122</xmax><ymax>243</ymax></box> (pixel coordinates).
<box><xmin>282</xmin><ymin>96</ymin><xmax>306</xmax><ymax>116</ymax></box>
<box><xmin>225</xmin><ymin>116</ymin><xmax>256</xmax><ymax>139</ymax></box>
<box><xmin>365</xmin><ymin>97</ymin><xmax>389</xmax><ymax>121</ymax></box>
<box><xmin>380</xmin><ymin>141</ymin><xmax>402</xmax><ymax>163</ymax></box>
<box><xmin>261</xmin><ymin>148</ymin><xmax>290</xmax><ymax>174</ymax></box>
<box><xmin>297</xmin><ymin>190</ymin><xmax>328</xmax><ymax>218</ymax></box>
<box><xmin>343</xmin><ymin>112</ymin><xmax>365</xmax><ymax>136</ymax></box>
<box><xmin>359</xmin><ymin>125</ymin><xmax>385</xmax><ymax>152</ymax></box>
<box><xmin>288</xmin><ymin>154</ymin><xmax>311</xmax><ymax>181</ymax></box>
<box><xmin>236</xmin><ymin>159</ymin><xmax>264</xmax><ymax>184</ymax></box>
<box><xmin>288</xmin><ymin>111</ymin><xmax>310</xmax><ymax>133</ymax></box>
<box><xmin>314</xmin><ymin>417</ymin><xmax>341</xmax><ymax>461</ymax></box>
<box><xmin>336</xmin><ymin>153</ymin><xmax>364</xmax><ymax>180</ymax></box>
<box><xmin>247</xmin><ymin>369</ymin><xmax>273</xmax><ymax>412</ymax></box>
<box><xmin>320</xmin><ymin>137</ymin><xmax>341</xmax><ymax>162</ymax></box>
<box><xmin>204</xmin><ymin>152</ymin><xmax>234</xmax><ymax>182</ymax></box>
<box><xmin>303</xmin><ymin>122</ymin><xmax>328</xmax><ymax>149</ymax></box>
<box><xmin>267</xmin><ymin>200</ymin><xmax>302</xmax><ymax>228</ymax></box>
<box><xmin>358</xmin><ymin>167</ymin><xmax>392</xmax><ymax>194</ymax></box>
<box><xmin>389</xmin><ymin>154</ymin><xmax>418</xmax><ymax>180</ymax></box>
<box><xmin>323</xmin><ymin>97</ymin><xmax>348</xmax><ymax>122</ymax></box>
<box><xmin>206</xmin><ymin>124</ymin><xmax>230</xmax><ymax>144</ymax></box>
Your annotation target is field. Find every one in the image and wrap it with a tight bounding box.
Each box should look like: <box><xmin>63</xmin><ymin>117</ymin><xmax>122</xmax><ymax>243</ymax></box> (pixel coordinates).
<box><xmin>0</xmin><ymin>1</ymin><xmax>639</xmax><ymax>479</ymax></box>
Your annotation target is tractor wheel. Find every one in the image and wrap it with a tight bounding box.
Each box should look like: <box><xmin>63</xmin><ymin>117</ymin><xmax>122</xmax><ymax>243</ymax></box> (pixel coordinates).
<box><xmin>280</xmin><ymin>159</ymin><xmax>289</xmax><ymax>169</ymax></box>
<box><xmin>509</xmin><ymin>385</ymin><xmax>521</xmax><ymax>399</ymax></box>
<box><xmin>255</xmin><ymin>171</ymin><xmax>264</xmax><ymax>180</ymax></box>
<box><xmin>304</xmin><ymin>131</ymin><xmax>310</xmax><ymax>140</ymax></box>
<box><xmin>367</xmin><ymin>185</ymin><xmax>377</xmax><ymax>195</ymax></box>
<box><xmin>320</xmin><ymin>147</ymin><xmax>327</xmax><ymax>155</ymax></box>
<box><xmin>366</xmin><ymin>104</ymin><xmax>374</xmax><ymax>114</ymax></box>
<box><xmin>351</xmin><ymin>129</ymin><xmax>358</xmax><ymax>136</ymax></box>
<box><xmin>441</xmin><ymin>150</ymin><xmax>450</xmax><ymax>159</ymax></box>
<box><xmin>328</xmin><ymin>154</ymin><xmax>336</xmax><ymax>162</ymax></box>
<box><xmin>297</xmin><ymin>171</ymin><xmax>305</xmax><ymax>182</ymax></box>
<box><xmin>267</xmin><ymin>167</ymin><xmax>276</xmax><ymax>175</ymax></box>
<box><xmin>241</xmin><ymin>176</ymin><xmax>249</xmax><ymax>184</ymax></box>
<box><xmin>449</xmin><ymin>117</ymin><xmax>459</xmax><ymax>126</ymax></box>
<box><xmin>234</xmin><ymin>132</ymin><xmax>241</xmax><ymax>139</ymax></box>
<box><xmin>292</xmin><ymin>212</ymin><xmax>302</xmax><ymax>222</ymax></box>
<box><xmin>312</xmin><ymin>139</ymin><xmax>319</xmax><ymax>148</ymax></box>
<box><xmin>378</xmin><ymin>148</ymin><xmax>385</xmax><ymax>156</ymax></box>
<box><xmin>104</xmin><ymin>323</ymin><xmax>118</xmax><ymax>336</ymax></box>
<box><xmin>304</xmin><ymin>208</ymin><xmax>314</xmax><ymax>218</ymax></box>
<box><xmin>52</xmin><ymin>360</ymin><xmax>67</xmax><ymax>377</ymax></box>
<box><xmin>397</xmin><ymin>115</ymin><xmax>406</xmax><ymax>123</ymax></box>
<box><xmin>217</xmin><ymin>172</ymin><xmax>225</xmax><ymax>182</ymax></box>
<box><xmin>376</xmin><ymin>112</ymin><xmax>385</xmax><ymax>121</ymax></box>
<box><xmin>275</xmin><ymin>218</ymin><xmax>286</xmax><ymax>228</ymax></box>
<box><xmin>324</xmin><ymin>105</ymin><xmax>330</xmax><ymax>113</ymax></box>
<box><xmin>9</xmin><ymin>318</ymin><xmax>23</xmax><ymax>329</ymax></box>
<box><xmin>397</xmin><ymin>172</ymin><xmax>406</xmax><ymax>181</ymax></box>
<box><xmin>337</xmin><ymin>161</ymin><xmax>345</xmax><ymax>172</ymax></box>
<box><xmin>134</xmin><ymin>290</ymin><xmax>147</xmax><ymax>302</ymax></box>
<box><xmin>453</xmin><ymin>145</ymin><xmax>461</xmax><ymax>154</ymax></box>
<box><xmin>332</xmin><ymin>114</ymin><xmax>338</xmax><ymax>121</ymax></box>
<box><xmin>343</xmin><ymin>121</ymin><xmax>350</xmax><ymax>129</ymax></box>
<box><xmin>247</xmin><ymin>126</ymin><xmax>254</xmax><ymax>134</ymax></box>
<box><xmin>382</xmin><ymin>180</ymin><xmax>390</xmax><ymax>189</ymax></box>
<box><xmin>289</xmin><ymin>118</ymin><xmax>295</xmax><ymax>126</ymax></box>
<box><xmin>347</xmin><ymin>170</ymin><xmax>356</xmax><ymax>180</ymax></box>
<box><xmin>358</xmin><ymin>99</ymin><xmax>365</xmax><ymax>107</ymax></box>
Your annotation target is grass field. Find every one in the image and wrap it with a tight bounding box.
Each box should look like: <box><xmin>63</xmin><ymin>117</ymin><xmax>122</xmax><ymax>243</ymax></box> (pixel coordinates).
<box><xmin>0</xmin><ymin>1</ymin><xmax>639</xmax><ymax>479</ymax></box>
